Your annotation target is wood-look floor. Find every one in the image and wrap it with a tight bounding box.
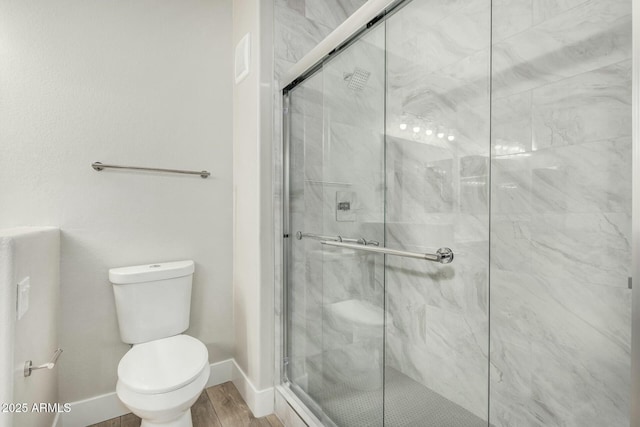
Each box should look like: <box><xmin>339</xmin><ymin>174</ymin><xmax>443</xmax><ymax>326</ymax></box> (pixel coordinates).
<box><xmin>89</xmin><ymin>382</ymin><xmax>283</xmax><ymax>427</ymax></box>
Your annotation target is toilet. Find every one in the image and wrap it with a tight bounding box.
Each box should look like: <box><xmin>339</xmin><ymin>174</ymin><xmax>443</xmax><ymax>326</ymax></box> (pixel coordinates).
<box><xmin>109</xmin><ymin>260</ymin><xmax>209</xmax><ymax>427</ymax></box>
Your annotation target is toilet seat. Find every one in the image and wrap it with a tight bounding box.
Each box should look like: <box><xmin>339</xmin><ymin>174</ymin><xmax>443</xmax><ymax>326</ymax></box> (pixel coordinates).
<box><xmin>118</xmin><ymin>334</ymin><xmax>208</xmax><ymax>395</ymax></box>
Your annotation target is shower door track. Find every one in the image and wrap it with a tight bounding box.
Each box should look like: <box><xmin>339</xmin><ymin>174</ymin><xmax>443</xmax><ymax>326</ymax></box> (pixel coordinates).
<box><xmin>281</xmin><ymin>0</ymin><xmax>406</xmax><ymax>94</ymax></box>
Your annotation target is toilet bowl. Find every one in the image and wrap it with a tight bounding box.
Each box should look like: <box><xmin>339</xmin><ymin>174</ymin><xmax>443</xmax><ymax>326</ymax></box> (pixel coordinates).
<box><xmin>117</xmin><ymin>335</ymin><xmax>209</xmax><ymax>427</ymax></box>
<box><xmin>109</xmin><ymin>261</ymin><xmax>209</xmax><ymax>427</ymax></box>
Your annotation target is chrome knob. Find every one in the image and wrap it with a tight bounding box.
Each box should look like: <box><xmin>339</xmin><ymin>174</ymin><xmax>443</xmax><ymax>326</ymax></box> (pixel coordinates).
<box><xmin>436</xmin><ymin>248</ymin><xmax>454</xmax><ymax>264</ymax></box>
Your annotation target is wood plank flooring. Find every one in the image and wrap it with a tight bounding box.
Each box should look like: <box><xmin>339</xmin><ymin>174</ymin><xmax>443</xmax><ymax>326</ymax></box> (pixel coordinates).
<box><xmin>89</xmin><ymin>382</ymin><xmax>283</xmax><ymax>427</ymax></box>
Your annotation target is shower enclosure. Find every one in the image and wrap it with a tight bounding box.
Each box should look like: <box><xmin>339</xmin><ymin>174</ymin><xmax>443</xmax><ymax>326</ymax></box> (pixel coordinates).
<box><xmin>281</xmin><ymin>0</ymin><xmax>633</xmax><ymax>425</ymax></box>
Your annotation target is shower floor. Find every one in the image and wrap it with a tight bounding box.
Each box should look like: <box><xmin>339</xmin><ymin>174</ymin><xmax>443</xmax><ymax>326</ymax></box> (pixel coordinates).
<box><xmin>308</xmin><ymin>367</ymin><xmax>486</xmax><ymax>427</ymax></box>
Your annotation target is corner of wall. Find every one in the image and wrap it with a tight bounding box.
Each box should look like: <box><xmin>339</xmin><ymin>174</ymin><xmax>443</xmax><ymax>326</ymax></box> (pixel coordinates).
<box><xmin>232</xmin><ymin>0</ymin><xmax>277</xmax><ymax>395</ymax></box>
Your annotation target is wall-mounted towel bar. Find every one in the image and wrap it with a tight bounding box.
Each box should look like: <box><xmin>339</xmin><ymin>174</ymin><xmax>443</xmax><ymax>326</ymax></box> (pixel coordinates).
<box><xmin>91</xmin><ymin>162</ymin><xmax>210</xmax><ymax>178</ymax></box>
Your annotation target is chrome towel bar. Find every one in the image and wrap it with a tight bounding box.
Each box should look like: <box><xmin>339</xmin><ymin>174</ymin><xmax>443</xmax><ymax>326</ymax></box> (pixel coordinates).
<box><xmin>91</xmin><ymin>162</ymin><xmax>210</xmax><ymax>178</ymax></box>
<box><xmin>296</xmin><ymin>231</ymin><xmax>380</xmax><ymax>246</ymax></box>
<box><xmin>321</xmin><ymin>241</ymin><xmax>454</xmax><ymax>264</ymax></box>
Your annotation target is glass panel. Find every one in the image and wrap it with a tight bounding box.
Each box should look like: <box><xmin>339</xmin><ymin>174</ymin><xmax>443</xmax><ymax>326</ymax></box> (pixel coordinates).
<box><xmin>286</xmin><ymin>23</ymin><xmax>387</xmax><ymax>426</ymax></box>
<box><xmin>489</xmin><ymin>0</ymin><xmax>633</xmax><ymax>425</ymax></box>
<box><xmin>384</xmin><ymin>0</ymin><xmax>491</xmax><ymax>425</ymax></box>
<box><xmin>315</xmin><ymin>23</ymin><xmax>386</xmax><ymax>427</ymax></box>
<box><xmin>286</xmin><ymin>69</ymin><xmax>325</xmax><ymax>417</ymax></box>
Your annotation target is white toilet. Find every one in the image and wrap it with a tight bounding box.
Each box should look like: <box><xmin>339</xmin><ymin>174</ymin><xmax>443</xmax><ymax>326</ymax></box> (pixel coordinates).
<box><xmin>109</xmin><ymin>260</ymin><xmax>209</xmax><ymax>427</ymax></box>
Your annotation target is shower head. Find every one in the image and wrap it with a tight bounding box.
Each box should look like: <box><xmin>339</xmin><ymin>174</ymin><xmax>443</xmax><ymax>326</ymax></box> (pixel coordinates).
<box><xmin>343</xmin><ymin>67</ymin><xmax>370</xmax><ymax>91</ymax></box>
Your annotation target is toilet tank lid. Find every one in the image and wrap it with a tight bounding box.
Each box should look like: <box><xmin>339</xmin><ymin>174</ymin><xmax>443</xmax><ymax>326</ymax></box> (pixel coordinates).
<box><xmin>109</xmin><ymin>260</ymin><xmax>194</xmax><ymax>285</ymax></box>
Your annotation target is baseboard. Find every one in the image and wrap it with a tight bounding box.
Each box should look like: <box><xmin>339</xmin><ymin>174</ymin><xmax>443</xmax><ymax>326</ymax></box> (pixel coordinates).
<box><xmin>62</xmin><ymin>391</ymin><xmax>128</xmax><ymax>427</ymax></box>
<box><xmin>231</xmin><ymin>360</ymin><xmax>275</xmax><ymax>418</ymax></box>
<box><xmin>52</xmin><ymin>361</ymin><xmax>277</xmax><ymax>425</ymax></box>
<box><xmin>206</xmin><ymin>358</ymin><xmax>234</xmax><ymax>388</ymax></box>
<box><xmin>60</xmin><ymin>359</ymin><xmax>237</xmax><ymax>427</ymax></box>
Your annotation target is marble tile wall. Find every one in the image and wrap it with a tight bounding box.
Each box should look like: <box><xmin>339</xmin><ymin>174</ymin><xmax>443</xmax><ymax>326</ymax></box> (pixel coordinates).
<box><xmin>489</xmin><ymin>1</ymin><xmax>632</xmax><ymax>426</ymax></box>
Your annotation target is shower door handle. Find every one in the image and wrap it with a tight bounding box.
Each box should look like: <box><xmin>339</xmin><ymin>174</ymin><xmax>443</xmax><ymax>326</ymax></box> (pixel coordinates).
<box><xmin>320</xmin><ymin>241</ymin><xmax>454</xmax><ymax>264</ymax></box>
<box><xmin>296</xmin><ymin>231</ymin><xmax>380</xmax><ymax>246</ymax></box>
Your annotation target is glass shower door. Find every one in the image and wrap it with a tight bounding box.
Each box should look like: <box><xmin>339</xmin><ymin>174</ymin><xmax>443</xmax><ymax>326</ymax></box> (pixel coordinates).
<box><xmin>285</xmin><ymin>23</ymin><xmax>387</xmax><ymax>427</ymax></box>
<box><xmin>284</xmin><ymin>0</ymin><xmax>632</xmax><ymax>425</ymax></box>
<box><xmin>383</xmin><ymin>0</ymin><xmax>491</xmax><ymax>425</ymax></box>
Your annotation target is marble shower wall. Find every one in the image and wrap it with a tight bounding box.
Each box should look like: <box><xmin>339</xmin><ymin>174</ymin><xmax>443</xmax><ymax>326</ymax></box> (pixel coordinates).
<box><xmin>489</xmin><ymin>0</ymin><xmax>632</xmax><ymax>426</ymax></box>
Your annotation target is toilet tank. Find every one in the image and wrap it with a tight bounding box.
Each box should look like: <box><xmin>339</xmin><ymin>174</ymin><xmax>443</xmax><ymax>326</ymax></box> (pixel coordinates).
<box><xmin>109</xmin><ymin>260</ymin><xmax>195</xmax><ymax>344</ymax></box>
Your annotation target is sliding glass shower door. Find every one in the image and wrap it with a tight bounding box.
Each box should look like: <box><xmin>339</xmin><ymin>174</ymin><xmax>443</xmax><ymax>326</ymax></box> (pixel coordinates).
<box><xmin>285</xmin><ymin>23</ymin><xmax>387</xmax><ymax>427</ymax></box>
<box><xmin>284</xmin><ymin>2</ymin><xmax>491</xmax><ymax>424</ymax></box>
<box><xmin>283</xmin><ymin>0</ymin><xmax>632</xmax><ymax>425</ymax></box>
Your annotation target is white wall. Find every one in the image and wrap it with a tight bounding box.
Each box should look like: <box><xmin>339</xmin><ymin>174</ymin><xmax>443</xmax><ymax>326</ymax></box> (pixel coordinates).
<box><xmin>0</xmin><ymin>227</ymin><xmax>60</xmax><ymax>427</ymax></box>
<box><xmin>232</xmin><ymin>0</ymin><xmax>274</xmax><ymax>392</ymax></box>
<box><xmin>0</xmin><ymin>0</ymin><xmax>234</xmax><ymax>403</ymax></box>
